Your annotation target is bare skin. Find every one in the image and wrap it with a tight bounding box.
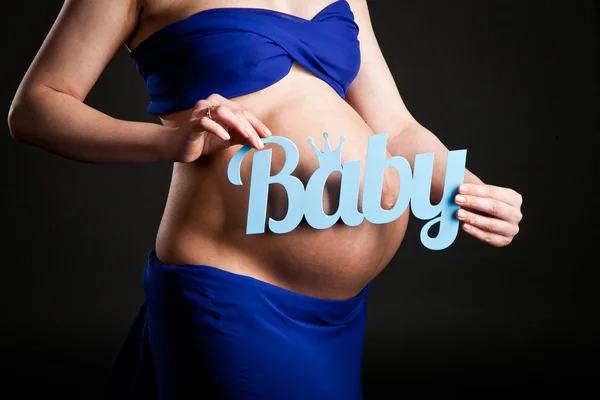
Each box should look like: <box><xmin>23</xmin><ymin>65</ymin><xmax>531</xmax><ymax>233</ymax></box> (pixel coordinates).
<box><xmin>8</xmin><ymin>0</ymin><xmax>523</xmax><ymax>300</ymax></box>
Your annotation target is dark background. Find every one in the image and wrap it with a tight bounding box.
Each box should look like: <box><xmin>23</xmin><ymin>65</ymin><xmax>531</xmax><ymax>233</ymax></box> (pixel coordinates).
<box><xmin>2</xmin><ymin>0</ymin><xmax>598</xmax><ymax>398</ymax></box>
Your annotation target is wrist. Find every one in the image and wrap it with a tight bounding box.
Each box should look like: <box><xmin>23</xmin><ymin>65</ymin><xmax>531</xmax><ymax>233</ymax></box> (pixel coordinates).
<box><xmin>149</xmin><ymin>123</ymin><xmax>178</xmax><ymax>163</ymax></box>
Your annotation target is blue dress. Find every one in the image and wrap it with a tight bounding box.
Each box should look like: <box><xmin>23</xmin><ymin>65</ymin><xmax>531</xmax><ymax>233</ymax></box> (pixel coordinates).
<box><xmin>108</xmin><ymin>2</ymin><xmax>371</xmax><ymax>398</ymax></box>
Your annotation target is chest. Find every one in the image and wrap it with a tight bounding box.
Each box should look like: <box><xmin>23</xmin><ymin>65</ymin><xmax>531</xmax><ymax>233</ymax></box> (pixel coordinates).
<box><xmin>133</xmin><ymin>0</ymin><xmax>336</xmax><ymax>48</ymax></box>
<box><xmin>129</xmin><ymin>0</ymin><xmax>360</xmax><ymax>116</ymax></box>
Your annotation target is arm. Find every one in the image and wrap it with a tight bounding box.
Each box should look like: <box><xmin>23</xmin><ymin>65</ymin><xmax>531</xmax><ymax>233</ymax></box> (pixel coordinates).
<box><xmin>7</xmin><ymin>0</ymin><xmax>173</xmax><ymax>164</ymax></box>
<box><xmin>7</xmin><ymin>0</ymin><xmax>269</xmax><ymax>164</ymax></box>
<box><xmin>386</xmin><ymin>124</ymin><xmax>485</xmax><ymax>204</ymax></box>
<box><xmin>345</xmin><ymin>0</ymin><xmax>522</xmax><ymax>246</ymax></box>
<box><xmin>344</xmin><ymin>0</ymin><xmax>483</xmax><ymax>205</ymax></box>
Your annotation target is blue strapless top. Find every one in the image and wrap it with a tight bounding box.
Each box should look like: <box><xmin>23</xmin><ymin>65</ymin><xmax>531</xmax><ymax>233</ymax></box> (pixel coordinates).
<box><xmin>130</xmin><ymin>0</ymin><xmax>361</xmax><ymax>115</ymax></box>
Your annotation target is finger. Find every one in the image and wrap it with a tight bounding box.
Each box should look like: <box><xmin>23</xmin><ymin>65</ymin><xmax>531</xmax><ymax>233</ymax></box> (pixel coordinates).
<box><xmin>454</xmin><ymin>194</ymin><xmax>521</xmax><ymax>223</ymax></box>
<box><xmin>207</xmin><ymin>93</ymin><xmax>247</xmax><ymax>112</ymax></box>
<box><xmin>242</xmin><ymin>109</ymin><xmax>272</xmax><ymax>138</ymax></box>
<box><xmin>192</xmin><ymin>99</ymin><xmax>219</xmax><ymax>118</ymax></box>
<box><xmin>211</xmin><ymin>105</ymin><xmax>264</xmax><ymax>149</ymax></box>
<box><xmin>194</xmin><ymin>117</ymin><xmax>230</xmax><ymax>141</ymax></box>
<box><xmin>456</xmin><ymin>209</ymin><xmax>519</xmax><ymax>237</ymax></box>
<box><xmin>461</xmin><ymin>222</ymin><xmax>513</xmax><ymax>247</ymax></box>
<box><xmin>458</xmin><ymin>184</ymin><xmax>523</xmax><ymax>208</ymax></box>
<box><xmin>205</xmin><ymin>94</ymin><xmax>270</xmax><ymax>140</ymax></box>
<box><xmin>206</xmin><ymin>93</ymin><xmax>229</xmax><ymax>105</ymax></box>
<box><xmin>234</xmin><ymin>108</ymin><xmax>265</xmax><ymax>148</ymax></box>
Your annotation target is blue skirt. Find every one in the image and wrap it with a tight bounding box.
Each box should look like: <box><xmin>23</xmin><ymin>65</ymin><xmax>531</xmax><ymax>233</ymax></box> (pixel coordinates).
<box><xmin>107</xmin><ymin>245</ymin><xmax>372</xmax><ymax>399</ymax></box>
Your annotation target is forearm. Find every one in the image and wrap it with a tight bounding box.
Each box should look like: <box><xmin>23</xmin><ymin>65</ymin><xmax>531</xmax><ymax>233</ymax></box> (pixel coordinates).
<box><xmin>8</xmin><ymin>86</ymin><xmax>173</xmax><ymax>164</ymax></box>
<box><xmin>386</xmin><ymin>121</ymin><xmax>484</xmax><ymax>204</ymax></box>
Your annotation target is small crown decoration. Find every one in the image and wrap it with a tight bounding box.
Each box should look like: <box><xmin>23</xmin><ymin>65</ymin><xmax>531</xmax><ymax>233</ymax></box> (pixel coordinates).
<box><xmin>307</xmin><ymin>132</ymin><xmax>346</xmax><ymax>170</ymax></box>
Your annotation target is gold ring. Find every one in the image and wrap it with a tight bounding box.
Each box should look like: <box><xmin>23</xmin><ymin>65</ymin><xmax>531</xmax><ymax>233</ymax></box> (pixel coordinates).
<box><xmin>206</xmin><ymin>105</ymin><xmax>214</xmax><ymax>120</ymax></box>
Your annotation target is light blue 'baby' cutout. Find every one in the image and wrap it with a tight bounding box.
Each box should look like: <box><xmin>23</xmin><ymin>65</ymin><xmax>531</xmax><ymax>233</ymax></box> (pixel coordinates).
<box><xmin>227</xmin><ymin>132</ymin><xmax>467</xmax><ymax>250</ymax></box>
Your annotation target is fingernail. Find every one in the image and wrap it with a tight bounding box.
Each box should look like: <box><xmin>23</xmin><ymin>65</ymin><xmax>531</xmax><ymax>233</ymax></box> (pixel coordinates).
<box><xmin>264</xmin><ymin>127</ymin><xmax>272</xmax><ymax>136</ymax></box>
<box><xmin>224</xmin><ymin>133</ymin><xmax>231</xmax><ymax>140</ymax></box>
<box><xmin>463</xmin><ymin>223</ymin><xmax>471</xmax><ymax>231</ymax></box>
<box><xmin>257</xmin><ymin>140</ymin><xmax>264</xmax><ymax>149</ymax></box>
<box><xmin>455</xmin><ymin>195</ymin><xmax>466</xmax><ymax>203</ymax></box>
<box><xmin>460</xmin><ymin>185</ymin><xmax>468</xmax><ymax>193</ymax></box>
<box><xmin>457</xmin><ymin>210</ymin><xmax>466</xmax><ymax>219</ymax></box>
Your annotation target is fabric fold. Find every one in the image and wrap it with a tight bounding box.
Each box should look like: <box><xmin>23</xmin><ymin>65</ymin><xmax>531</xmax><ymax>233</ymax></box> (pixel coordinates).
<box><xmin>130</xmin><ymin>0</ymin><xmax>360</xmax><ymax>115</ymax></box>
<box><xmin>107</xmin><ymin>245</ymin><xmax>371</xmax><ymax>399</ymax></box>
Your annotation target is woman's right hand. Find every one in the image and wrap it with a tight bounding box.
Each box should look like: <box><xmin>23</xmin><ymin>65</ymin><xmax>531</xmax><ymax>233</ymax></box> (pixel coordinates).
<box><xmin>166</xmin><ymin>94</ymin><xmax>273</xmax><ymax>162</ymax></box>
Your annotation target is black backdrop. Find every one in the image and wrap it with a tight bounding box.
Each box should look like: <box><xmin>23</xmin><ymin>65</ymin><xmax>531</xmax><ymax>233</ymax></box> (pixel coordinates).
<box><xmin>2</xmin><ymin>0</ymin><xmax>598</xmax><ymax>398</ymax></box>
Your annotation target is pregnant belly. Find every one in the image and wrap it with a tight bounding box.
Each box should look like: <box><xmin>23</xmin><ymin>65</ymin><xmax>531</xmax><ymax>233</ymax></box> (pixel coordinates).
<box><xmin>156</xmin><ymin>64</ymin><xmax>409</xmax><ymax>299</ymax></box>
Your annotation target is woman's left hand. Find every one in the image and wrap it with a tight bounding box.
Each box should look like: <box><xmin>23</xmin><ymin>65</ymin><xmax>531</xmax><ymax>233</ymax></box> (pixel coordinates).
<box><xmin>454</xmin><ymin>184</ymin><xmax>523</xmax><ymax>247</ymax></box>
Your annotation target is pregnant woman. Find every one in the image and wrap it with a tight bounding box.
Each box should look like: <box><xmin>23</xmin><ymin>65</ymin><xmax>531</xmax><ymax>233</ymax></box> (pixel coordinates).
<box><xmin>8</xmin><ymin>0</ymin><xmax>523</xmax><ymax>398</ymax></box>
